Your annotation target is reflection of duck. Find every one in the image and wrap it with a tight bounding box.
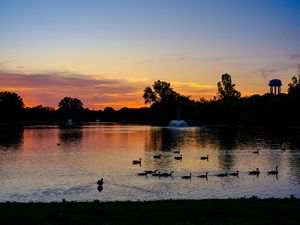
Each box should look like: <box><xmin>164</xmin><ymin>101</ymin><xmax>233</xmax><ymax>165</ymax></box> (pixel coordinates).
<box><xmin>132</xmin><ymin>158</ymin><xmax>142</xmax><ymax>164</ymax></box>
<box><xmin>268</xmin><ymin>166</ymin><xmax>279</xmax><ymax>175</ymax></box>
<box><xmin>159</xmin><ymin>171</ymin><xmax>174</xmax><ymax>177</ymax></box>
<box><xmin>182</xmin><ymin>173</ymin><xmax>192</xmax><ymax>179</ymax></box>
<box><xmin>216</xmin><ymin>173</ymin><xmax>228</xmax><ymax>177</ymax></box>
<box><xmin>174</xmin><ymin>150</ymin><xmax>180</xmax><ymax>154</ymax></box>
<box><xmin>97</xmin><ymin>178</ymin><xmax>103</xmax><ymax>186</ymax></box>
<box><xmin>153</xmin><ymin>154</ymin><xmax>161</xmax><ymax>159</ymax></box>
<box><xmin>253</xmin><ymin>149</ymin><xmax>259</xmax><ymax>154</ymax></box>
<box><xmin>97</xmin><ymin>185</ymin><xmax>103</xmax><ymax>192</ymax></box>
<box><xmin>249</xmin><ymin>168</ymin><xmax>260</xmax><ymax>175</ymax></box>
<box><xmin>174</xmin><ymin>154</ymin><xmax>182</xmax><ymax>160</ymax></box>
<box><xmin>145</xmin><ymin>170</ymin><xmax>158</xmax><ymax>174</ymax></box>
<box><xmin>200</xmin><ymin>155</ymin><xmax>209</xmax><ymax>160</ymax></box>
<box><xmin>229</xmin><ymin>170</ymin><xmax>239</xmax><ymax>177</ymax></box>
<box><xmin>197</xmin><ymin>172</ymin><xmax>208</xmax><ymax>178</ymax></box>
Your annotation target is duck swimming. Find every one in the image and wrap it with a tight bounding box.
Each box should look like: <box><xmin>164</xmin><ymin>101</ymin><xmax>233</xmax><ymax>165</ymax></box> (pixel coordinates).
<box><xmin>249</xmin><ymin>168</ymin><xmax>260</xmax><ymax>175</ymax></box>
<box><xmin>268</xmin><ymin>166</ymin><xmax>279</xmax><ymax>175</ymax></box>
<box><xmin>132</xmin><ymin>158</ymin><xmax>142</xmax><ymax>164</ymax></box>
<box><xmin>200</xmin><ymin>155</ymin><xmax>209</xmax><ymax>160</ymax></box>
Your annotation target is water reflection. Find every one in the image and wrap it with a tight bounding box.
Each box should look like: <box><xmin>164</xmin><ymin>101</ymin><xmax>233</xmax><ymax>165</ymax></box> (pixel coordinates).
<box><xmin>0</xmin><ymin>124</ymin><xmax>300</xmax><ymax>202</ymax></box>
<box><xmin>216</xmin><ymin>128</ymin><xmax>237</xmax><ymax>171</ymax></box>
<box><xmin>58</xmin><ymin>126</ymin><xmax>83</xmax><ymax>146</ymax></box>
<box><xmin>0</xmin><ymin>125</ymin><xmax>23</xmax><ymax>150</ymax></box>
<box><xmin>145</xmin><ymin>128</ymin><xmax>184</xmax><ymax>152</ymax></box>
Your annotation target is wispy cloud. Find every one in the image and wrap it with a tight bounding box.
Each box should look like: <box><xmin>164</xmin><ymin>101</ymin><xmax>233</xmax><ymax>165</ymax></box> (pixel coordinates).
<box><xmin>290</xmin><ymin>54</ymin><xmax>300</xmax><ymax>60</ymax></box>
<box><xmin>0</xmin><ymin>71</ymin><xmax>215</xmax><ymax>109</ymax></box>
<box><xmin>258</xmin><ymin>65</ymin><xmax>293</xmax><ymax>82</ymax></box>
<box><xmin>0</xmin><ymin>71</ymin><xmax>144</xmax><ymax>109</ymax></box>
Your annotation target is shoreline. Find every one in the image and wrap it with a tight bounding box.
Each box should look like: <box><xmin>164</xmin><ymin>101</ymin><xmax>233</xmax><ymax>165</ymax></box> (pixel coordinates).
<box><xmin>1</xmin><ymin>198</ymin><xmax>300</xmax><ymax>225</ymax></box>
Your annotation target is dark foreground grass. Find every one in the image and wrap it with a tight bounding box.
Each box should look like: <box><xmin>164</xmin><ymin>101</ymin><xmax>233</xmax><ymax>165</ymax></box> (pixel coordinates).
<box><xmin>1</xmin><ymin>199</ymin><xmax>300</xmax><ymax>225</ymax></box>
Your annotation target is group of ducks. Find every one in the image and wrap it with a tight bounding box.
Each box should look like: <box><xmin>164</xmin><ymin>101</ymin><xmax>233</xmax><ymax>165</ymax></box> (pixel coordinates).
<box><xmin>132</xmin><ymin>148</ymin><xmax>279</xmax><ymax>180</ymax></box>
<box><xmin>132</xmin><ymin>150</ymin><xmax>209</xmax><ymax>165</ymax></box>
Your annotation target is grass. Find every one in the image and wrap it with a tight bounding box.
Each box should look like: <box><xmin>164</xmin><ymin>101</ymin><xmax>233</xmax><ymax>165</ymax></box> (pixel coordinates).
<box><xmin>0</xmin><ymin>198</ymin><xmax>300</xmax><ymax>225</ymax></box>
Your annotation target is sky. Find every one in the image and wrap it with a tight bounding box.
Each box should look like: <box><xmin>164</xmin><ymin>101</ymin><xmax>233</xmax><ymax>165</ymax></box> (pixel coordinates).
<box><xmin>1</xmin><ymin>0</ymin><xmax>300</xmax><ymax>109</ymax></box>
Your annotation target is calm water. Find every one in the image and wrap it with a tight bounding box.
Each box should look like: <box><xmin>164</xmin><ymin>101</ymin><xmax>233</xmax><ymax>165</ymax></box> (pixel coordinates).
<box><xmin>1</xmin><ymin>124</ymin><xmax>300</xmax><ymax>202</ymax></box>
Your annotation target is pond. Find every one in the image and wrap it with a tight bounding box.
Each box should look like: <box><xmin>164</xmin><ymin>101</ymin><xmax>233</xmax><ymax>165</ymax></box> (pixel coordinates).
<box><xmin>0</xmin><ymin>124</ymin><xmax>300</xmax><ymax>202</ymax></box>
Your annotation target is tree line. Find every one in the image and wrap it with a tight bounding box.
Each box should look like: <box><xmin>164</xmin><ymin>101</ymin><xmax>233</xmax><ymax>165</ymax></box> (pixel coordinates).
<box><xmin>1</xmin><ymin>70</ymin><xmax>300</xmax><ymax>126</ymax></box>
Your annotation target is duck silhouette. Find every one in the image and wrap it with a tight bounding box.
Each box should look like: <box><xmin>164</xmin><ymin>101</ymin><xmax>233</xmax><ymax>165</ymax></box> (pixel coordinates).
<box><xmin>197</xmin><ymin>172</ymin><xmax>208</xmax><ymax>179</ymax></box>
<box><xmin>132</xmin><ymin>158</ymin><xmax>142</xmax><ymax>165</ymax></box>
<box><xmin>268</xmin><ymin>166</ymin><xmax>279</xmax><ymax>175</ymax></box>
<box><xmin>249</xmin><ymin>168</ymin><xmax>260</xmax><ymax>175</ymax></box>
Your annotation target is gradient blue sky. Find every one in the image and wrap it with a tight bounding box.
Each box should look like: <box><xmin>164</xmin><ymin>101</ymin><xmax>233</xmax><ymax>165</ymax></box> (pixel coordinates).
<box><xmin>1</xmin><ymin>0</ymin><xmax>300</xmax><ymax>109</ymax></box>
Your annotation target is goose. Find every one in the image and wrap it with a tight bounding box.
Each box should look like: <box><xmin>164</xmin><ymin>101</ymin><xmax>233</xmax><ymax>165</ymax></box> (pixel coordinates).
<box><xmin>97</xmin><ymin>178</ymin><xmax>103</xmax><ymax>186</ymax></box>
<box><xmin>200</xmin><ymin>155</ymin><xmax>209</xmax><ymax>160</ymax></box>
<box><xmin>144</xmin><ymin>170</ymin><xmax>158</xmax><ymax>174</ymax></box>
<box><xmin>132</xmin><ymin>158</ymin><xmax>142</xmax><ymax>164</ymax></box>
<box><xmin>253</xmin><ymin>149</ymin><xmax>259</xmax><ymax>154</ymax></box>
<box><xmin>174</xmin><ymin>154</ymin><xmax>183</xmax><ymax>160</ymax></box>
<box><xmin>138</xmin><ymin>172</ymin><xmax>148</xmax><ymax>176</ymax></box>
<box><xmin>268</xmin><ymin>166</ymin><xmax>279</xmax><ymax>175</ymax></box>
<box><xmin>152</xmin><ymin>171</ymin><xmax>161</xmax><ymax>176</ymax></box>
<box><xmin>174</xmin><ymin>150</ymin><xmax>180</xmax><ymax>154</ymax></box>
<box><xmin>229</xmin><ymin>170</ymin><xmax>239</xmax><ymax>177</ymax></box>
<box><xmin>216</xmin><ymin>173</ymin><xmax>229</xmax><ymax>177</ymax></box>
<box><xmin>197</xmin><ymin>172</ymin><xmax>208</xmax><ymax>178</ymax></box>
<box><xmin>153</xmin><ymin>154</ymin><xmax>161</xmax><ymax>159</ymax></box>
<box><xmin>249</xmin><ymin>168</ymin><xmax>260</xmax><ymax>175</ymax></box>
<box><xmin>182</xmin><ymin>173</ymin><xmax>192</xmax><ymax>179</ymax></box>
<box><xmin>159</xmin><ymin>171</ymin><xmax>174</xmax><ymax>177</ymax></box>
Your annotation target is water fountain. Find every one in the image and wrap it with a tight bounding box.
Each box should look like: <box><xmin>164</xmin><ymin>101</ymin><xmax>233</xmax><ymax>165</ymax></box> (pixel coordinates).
<box><xmin>168</xmin><ymin>120</ymin><xmax>188</xmax><ymax>127</ymax></box>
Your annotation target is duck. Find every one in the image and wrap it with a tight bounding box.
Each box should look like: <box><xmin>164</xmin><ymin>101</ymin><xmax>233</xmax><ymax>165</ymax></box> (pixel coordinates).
<box><xmin>268</xmin><ymin>166</ymin><xmax>279</xmax><ymax>175</ymax></box>
<box><xmin>182</xmin><ymin>173</ymin><xmax>192</xmax><ymax>179</ymax></box>
<box><xmin>174</xmin><ymin>154</ymin><xmax>183</xmax><ymax>160</ymax></box>
<box><xmin>159</xmin><ymin>171</ymin><xmax>174</xmax><ymax>177</ymax></box>
<box><xmin>97</xmin><ymin>178</ymin><xmax>103</xmax><ymax>186</ymax></box>
<box><xmin>152</xmin><ymin>171</ymin><xmax>161</xmax><ymax>176</ymax></box>
<box><xmin>132</xmin><ymin>158</ymin><xmax>142</xmax><ymax>164</ymax></box>
<box><xmin>138</xmin><ymin>172</ymin><xmax>148</xmax><ymax>176</ymax></box>
<box><xmin>153</xmin><ymin>154</ymin><xmax>161</xmax><ymax>159</ymax></box>
<box><xmin>198</xmin><ymin>172</ymin><xmax>208</xmax><ymax>178</ymax></box>
<box><xmin>249</xmin><ymin>168</ymin><xmax>260</xmax><ymax>175</ymax></box>
<box><xmin>216</xmin><ymin>173</ymin><xmax>229</xmax><ymax>177</ymax></box>
<box><xmin>57</xmin><ymin>143</ymin><xmax>61</xmax><ymax>146</ymax></box>
<box><xmin>174</xmin><ymin>150</ymin><xmax>180</xmax><ymax>154</ymax></box>
<box><xmin>229</xmin><ymin>170</ymin><xmax>239</xmax><ymax>177</ymax></box>
<box><xmin>253</xmin><ymin>149</ymin><xmax>259</xmax><ymax>154</ymax></box>
<box><xmin>144</xmin><ymin>170</ymin><xmax>158</xmax><ymax>174</ymax></box>
<box><xmin>200</xmin><ymin>155</ymin><xmax>209</xmax><ymax>160</ymax></box>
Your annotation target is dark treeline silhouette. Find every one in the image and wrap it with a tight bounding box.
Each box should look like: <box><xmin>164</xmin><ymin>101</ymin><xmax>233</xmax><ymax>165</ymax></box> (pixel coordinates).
<box><xmin>1</xmin><ymin>70</ymin><xmax>300</xmax><ymax>126</ymax></box>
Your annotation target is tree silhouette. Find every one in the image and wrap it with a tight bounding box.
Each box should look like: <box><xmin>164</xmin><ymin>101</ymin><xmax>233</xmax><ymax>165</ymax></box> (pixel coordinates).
<box><xmin>217</xmin><ymin>73</ymin><xmax>241</xmax><ymax>99</ymax></box>
<box><xmin>0</xmin><ymin>91</ymin><xmax>24</xmax><ymax>121</ymax></box>
<box><xmin>143</xmin><ymin>80</ymin><xmax>178</xmax><ymax>104</ymax></box>
<box><xmin>58</xmin><ymin>97</ymin><xmax>84</xmax><ymax>112</ymax></box>
<box><xmin>288</xmin><ymin>69</ymin><xmax>300</xmax><ymax>95</ymax></box>
<box><xmin>58</xmin><ymin>97</ymin><xmax>84</xmax><ymax>120</ymax></box>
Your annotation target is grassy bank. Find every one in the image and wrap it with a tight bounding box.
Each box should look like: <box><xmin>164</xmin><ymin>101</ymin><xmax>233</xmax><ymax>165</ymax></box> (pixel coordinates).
<box><xmin>1</xmin><ymin>199</ymin><xmax>300</xmax><ymax>225</ymax></box>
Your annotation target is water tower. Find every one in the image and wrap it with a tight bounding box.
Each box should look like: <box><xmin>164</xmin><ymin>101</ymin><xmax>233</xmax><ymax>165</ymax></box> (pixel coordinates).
<box><xmin>269</xmin><ymin>79</ymin><xmax>282</xmax><ymax>95</ymax></box>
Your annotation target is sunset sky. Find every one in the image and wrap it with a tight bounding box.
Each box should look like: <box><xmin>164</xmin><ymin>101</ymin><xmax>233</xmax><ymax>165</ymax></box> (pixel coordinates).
<box><xmin>1</xmin><ymin>0</ymin><xmax>300</xmax><ymax>109</ymax></box>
